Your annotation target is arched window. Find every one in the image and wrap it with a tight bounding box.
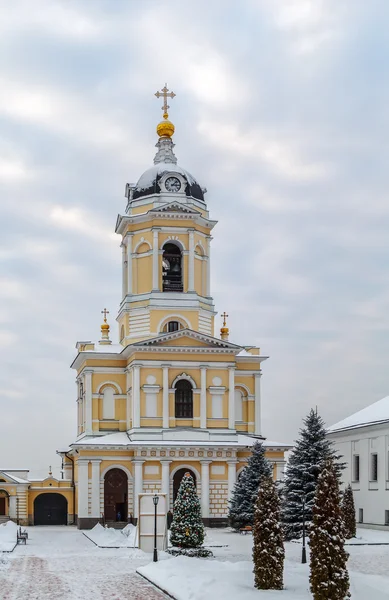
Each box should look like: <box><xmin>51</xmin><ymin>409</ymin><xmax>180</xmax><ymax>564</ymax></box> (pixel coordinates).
<box><xmin>175</xmin><ymin>380</ymin><xmax>193</xmax><ymax>418</ymax></box>
<box><xmin>234</xmin><ymin>389</ymin><xmax>243</xmax><ymax>422</ymax></box>
<box><xmin>163</xmin><ymin>320</ymin><xmax>181</xmax><ymax>333</ymax></box>
<box><xmin>102</xmin><ymin>387</ymin><xmax>115</xmax><ymax>420</ymax></box>
<box><xmin>162</xmin><ymin>243</ymin><xmax>183</xmax><ymax>292</ymax></box>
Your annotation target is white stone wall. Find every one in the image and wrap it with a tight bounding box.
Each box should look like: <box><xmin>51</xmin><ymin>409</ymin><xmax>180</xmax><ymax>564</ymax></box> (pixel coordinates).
<box><xmin>209</xmin><ymin>482</ymin><xmax>228</xmax><ymax>517</ymax></box>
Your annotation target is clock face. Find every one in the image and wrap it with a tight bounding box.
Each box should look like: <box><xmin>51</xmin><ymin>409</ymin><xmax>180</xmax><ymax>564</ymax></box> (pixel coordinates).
<box><xmin>165</xmin><ymin>176</ymin><xmax>181</xmax><ymax>192</ymax></box>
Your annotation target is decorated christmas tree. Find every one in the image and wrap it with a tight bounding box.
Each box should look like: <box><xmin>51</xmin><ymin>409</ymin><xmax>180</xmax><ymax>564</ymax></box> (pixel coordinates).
<box><xmin>170</xmin><ymin>472</ymin><xmax>205</xmax><ymax>548</ymax></box>
<box><xmin>229</xmin><ymin>441</ymin><xmax>272</xmax><ymax>529</ymax></box>
<box><xmin>309</xmin><ymin>459</ymin><xmax>350</xmax><ymax>600</ymax></box>
<box><xmin>342</xmin><ymin>484</ymin><xmax>356</xmax><ymax>539</ymax></box>
<box><xmin>253</xmin><ymin>475</ymin><xmax>284</xmax><ymax>590</ymax></box>
<box><xmin>282</xmin><ymin>409</ymin><xmax>344</xmax><ymax>540</ymax></box>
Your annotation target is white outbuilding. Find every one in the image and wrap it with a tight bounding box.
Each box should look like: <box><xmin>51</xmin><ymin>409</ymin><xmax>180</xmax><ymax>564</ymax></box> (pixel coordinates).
<box><xmin>327</xmin><ymin>396</ymin><xmax>389</xmax><ymax>528</ymax></box>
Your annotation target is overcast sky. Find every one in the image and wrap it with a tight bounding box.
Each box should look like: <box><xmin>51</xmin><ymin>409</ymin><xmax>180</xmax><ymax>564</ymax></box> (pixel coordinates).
<box><xmin>1</xmin><ymin>0</ymin><xmax>389</xmax><ymax>478</ymax></box>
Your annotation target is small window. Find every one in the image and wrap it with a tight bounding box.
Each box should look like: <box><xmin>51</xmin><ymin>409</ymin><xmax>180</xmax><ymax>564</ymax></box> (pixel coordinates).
<box><xmin>175</xmin><ymin>380</ymin><xmax>193</xmax><ymax>418</ymax></box>
<box><xmin>234</xmin><ymin>389</ymin><xmax>243</xmax><ymax>422</ymax></box>
<box><xmin>359</xmin><ymin>508</ymin><xmax>363</xmax><ymax>523</ymax></box>
<box><xmin>353</xmin><ymin>455</ymin><xmax>360</xmax><ymax>482</ymax></box>
<box><xmin>371</xmin><ymin>453</ymin><xmax>378</xmax><ymax>482</ymax></box>
<box><xmin>385</xmin><ymin>510</ymin><xmax>389</xmax><ymax>526</ymax></box>
<box><xmin>168</xmin><ymin>321</ymin><xmax>180</xmax><ymax>332</ymax></box>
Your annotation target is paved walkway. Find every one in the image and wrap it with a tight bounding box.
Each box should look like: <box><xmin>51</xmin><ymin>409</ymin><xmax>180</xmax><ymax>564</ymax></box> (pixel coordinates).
<box><xmin>0</xmin><ymin>526</ymin><xmax>166</xmax><ymax>600</ymax></box>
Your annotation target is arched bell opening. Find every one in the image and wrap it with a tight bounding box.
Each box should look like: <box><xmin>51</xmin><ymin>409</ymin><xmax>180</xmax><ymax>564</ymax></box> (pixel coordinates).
<box><xmin>162</xmin><ymin>243</ymin><xmax>183</xmax><ymax>292</ymax></box>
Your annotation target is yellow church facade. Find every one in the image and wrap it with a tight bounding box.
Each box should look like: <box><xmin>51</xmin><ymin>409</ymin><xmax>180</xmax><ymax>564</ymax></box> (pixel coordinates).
<box><xmin>1</xmin><ymin>87</ymin><xmax>290</xmax><ymax>528</ymax></box>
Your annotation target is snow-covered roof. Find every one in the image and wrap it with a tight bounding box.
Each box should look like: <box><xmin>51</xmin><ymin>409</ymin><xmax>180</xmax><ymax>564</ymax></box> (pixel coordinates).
<box><xmin>0</xmin><ymin>471</ymin><xmax>30</xmax><ymax>484</ymax></box>
<box><xmin>327</xmin><ymin>396</ymin><xmax>389</xmax><ymax>433</ymax></box>
<box><xmin>136</xmin><ymin>163</ymin><xmax>197</xmax><ymax>191</ymax></box>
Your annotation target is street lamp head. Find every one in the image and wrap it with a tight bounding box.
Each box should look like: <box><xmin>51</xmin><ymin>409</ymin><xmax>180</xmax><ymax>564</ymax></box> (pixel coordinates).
<box><xmin>153</xmin><ymin>494</ymin><xmax>159</xmax><ymax>506</ymax></box>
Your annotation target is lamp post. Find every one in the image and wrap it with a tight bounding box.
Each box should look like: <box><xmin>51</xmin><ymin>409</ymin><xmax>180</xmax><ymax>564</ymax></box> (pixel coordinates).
<box><xmin>153</xmin><ymin>494</ymin><xmax>159</xmax><ymax>562</ymax></box>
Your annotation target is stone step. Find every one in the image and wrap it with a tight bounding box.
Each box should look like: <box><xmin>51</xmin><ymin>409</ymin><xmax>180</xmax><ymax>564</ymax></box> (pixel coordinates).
<box><xmin>0</xmin><ymin>516</ymin><xmax>10</xmax><ymax>524</ymax></box>
<box><xmin>105</xmin><ymin>521</ymin><xmax>128</xmax><ymax>530</ymax></box>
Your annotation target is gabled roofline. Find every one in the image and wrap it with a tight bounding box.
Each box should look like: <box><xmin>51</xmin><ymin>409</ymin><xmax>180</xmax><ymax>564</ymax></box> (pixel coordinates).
<box><xmin>131</xmin><ymin>328</ymin><xmax>242</xmax><ymax>350</ymax></box>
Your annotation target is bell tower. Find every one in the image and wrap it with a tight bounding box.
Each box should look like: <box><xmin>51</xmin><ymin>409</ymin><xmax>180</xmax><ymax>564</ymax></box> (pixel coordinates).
<box><xmin>116</xmin><ymin>86</ymin><xmax>217</xmax><ymax>344</ymax></box>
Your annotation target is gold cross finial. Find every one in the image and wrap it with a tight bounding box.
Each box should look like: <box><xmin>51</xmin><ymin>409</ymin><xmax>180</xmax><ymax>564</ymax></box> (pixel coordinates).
<box><xmin>101</xmin><ymin>308</ymin><xmax>109</xmax><ymax>323</ymax></box>
<box><xmin>221</xmin><ymin>312</ymin><xmax>229</xmax><ymax>327</ymax></box>
<box><xmin>155</xmin><ymin>83</ymin><xmax>176</xmax><ymax>120</ymax></box>
<box><xmin>49</xmin><ymin>465</ymin><xmax>52</xmax><ymax>476</ymax></box>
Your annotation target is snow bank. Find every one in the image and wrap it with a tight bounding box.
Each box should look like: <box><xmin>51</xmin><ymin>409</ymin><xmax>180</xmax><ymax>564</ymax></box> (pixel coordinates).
<box><xmin>0</xmin><ymin>521</ymin><xmax>18</xmax><ymax>552</ymax></box>
<box><xmin>84</xmin><ymin>523</ymin><xmax>138</xmax><ymax>548</ymax></box>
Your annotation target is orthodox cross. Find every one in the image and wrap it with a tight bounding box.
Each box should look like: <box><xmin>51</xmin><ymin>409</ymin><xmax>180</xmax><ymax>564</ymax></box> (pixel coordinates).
<box><xmin>221</xmin><ymin>312</ymin><xmax>229</xmax><ymax>327</ymax></box>
<box><xmin>101</xmin><ymin>308</ymin><xmax>109</xmax><ymax>322</ymax></box>
<box><xmin>155</xmin><ymin>83</ymin><xmax>176</xmax><ymax>120</ymax></box>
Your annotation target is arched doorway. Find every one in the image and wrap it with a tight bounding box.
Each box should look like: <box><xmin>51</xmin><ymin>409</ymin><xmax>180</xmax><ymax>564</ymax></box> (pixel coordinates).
<box><xmin>0</xmin><ymin>489</ymin><xmax>9</xmax><ymax>517</ymax></box>
<box><xmin>34</xmin><ymin>493</ymin><xmax>67</xmax><ymax>525</ymax></box>
<box><xmin>162</xmin><ymin>243</ymin><xmax>183</xmax><ymax>292</ymax></box>
<box><xmin>173</xmin><ymin>468</ymin><xmax>197</xmax><ymax>504</ymax></box>
<box><xmin>104</xmin><ymin>468</ymin><xmax>128</xmax><ymax>522</ymax></box>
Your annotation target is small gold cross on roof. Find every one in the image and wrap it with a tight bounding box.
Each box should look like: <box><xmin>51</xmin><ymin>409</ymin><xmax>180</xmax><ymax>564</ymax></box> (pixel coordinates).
<box><xmin>155</xmin><ymin>83</ymin><xmax>176</xmax><ymax>120</ymax></box>
<box><xmin>221</xmin><ymin>312</ymin><xmax>229</xmax><ymax>327</ymax></box>
<box><xmin>101</xmin><ymin>308</ymin><xmax>109</xmax><ymax>323</ymax></box>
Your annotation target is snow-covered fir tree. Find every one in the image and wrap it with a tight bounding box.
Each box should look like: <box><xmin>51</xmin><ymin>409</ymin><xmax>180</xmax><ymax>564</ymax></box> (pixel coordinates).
<box><xmin>282</xmin><ymin>408</ymin><xmax>344</xmax><ymax>540</ymax></box>
<box><xmin>252</xmin><ymin>475</ymin><xmax>284</xmax><ymax>590</ymax></box>
<box><xmin>170</xmin><ymin>472</ymin><xmax>205</xmax><ymax>548</ymax></box>
<box><xmin>310</xmin><ymin>459</ymin><xmax>350</xmax><ymax>600</ymax></box>
<box><xmin>342</xmin><ymin>484</ymin><xmax>356</xmax><ymax>539</ymax></box>
<box><xmin>228</xmin><ymin>441</ymin><xmax>272</xmax><ymax>530</ymax></box>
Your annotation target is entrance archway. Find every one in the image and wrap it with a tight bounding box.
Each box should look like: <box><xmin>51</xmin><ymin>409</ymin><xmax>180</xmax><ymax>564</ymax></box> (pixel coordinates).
<box><xmin>34</xmin><ymin>493</ymin><xmax>67</xmax><ymax>525</ymax></box>
<box><xmin>0</xmin><ymin>490</ymin><xmax>9</xmax><ymax>516</ymax></box>
<box><xmin>104</xmin><ymin>468</ymin><xmax>128</xmax><ymax>522</ymax></box>
<box><xmin>173</xmin><ymin>468</ymin><xmax>197</xmax><ymax>504</ymax></box>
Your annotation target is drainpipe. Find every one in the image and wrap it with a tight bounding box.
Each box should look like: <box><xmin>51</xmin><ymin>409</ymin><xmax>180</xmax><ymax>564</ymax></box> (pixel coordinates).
<box><xmin>58</xmin><ymin>451</ymin><xmax>75</xmax><ymax>525</ymax></box>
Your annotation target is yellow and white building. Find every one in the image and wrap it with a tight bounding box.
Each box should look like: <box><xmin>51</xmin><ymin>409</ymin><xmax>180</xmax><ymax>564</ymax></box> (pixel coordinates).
<box><xmin>1</xmin><ymin>89</ymin><xmax>291</xmax><ymax>528</ymax></box>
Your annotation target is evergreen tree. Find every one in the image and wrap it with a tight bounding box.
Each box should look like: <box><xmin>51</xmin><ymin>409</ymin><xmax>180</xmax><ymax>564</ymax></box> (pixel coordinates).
<box><xmin>170</xmin><ymin>472</ymin><xmax>204</xmax><ymax>548</ymax></box>
<box><xmin>253</xmin><ymin>475</ymin><xmax>284</xmax><ymax>590</ymax></box>
<box><xmin>282</xmin><ymin>409</ymin><xmax>344</xmax><ymax>540</ymax></box>
<box><xmin>228</xmin><ymin>441</ymin><xmax>272</xmax><ymax>529</ymax></box>
<box><xmin>342</xmin><ymin>484</ymin><xmax>356</xmax><ymax>539</ymax></box>
<box><xmin>310</xmin><ymin>459</ymin><xmax>350</xmax><ymax>600</ymax></box>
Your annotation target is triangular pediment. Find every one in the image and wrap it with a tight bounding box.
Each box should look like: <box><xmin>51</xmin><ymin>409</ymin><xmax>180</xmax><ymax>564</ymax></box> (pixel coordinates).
<box><xmin>0</xmin><ymin>471</ymin><xmax>19</xmax><ymax>484</ymax></box>
<box><xmin>132</xmin><ymin>329</ymin><xmax>241</xmax><ymax>351</ymax></box>
<box><xmin>148</xmin><ymin>201</ymin><xmax>200</xmax><ymax>215</ymax></box>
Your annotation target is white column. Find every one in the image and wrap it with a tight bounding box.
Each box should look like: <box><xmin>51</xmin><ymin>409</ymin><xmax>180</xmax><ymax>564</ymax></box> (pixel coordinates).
<box><xmin>152</xmin><ymin>229</ymin><xmax>159</xmax><ymax>290</ymax></box>
<box><xmin>121</xmin><ymin>242</ymin><xmax>127</xmax><ymax>299</ymax></box>
<box><xmin>132</xmin><ymin>365</ymin><xmax>140</xmax><ymax>428</ymax></box>
<box><xmin>9</xmin><ymin>495</ymin><xmax>16</xmax><ymax>519</ymax></box>
<box><xmin>127</xmin><ymin>234</ymin><xmax>133</xmax><ymax>295</ymax></box>
<box><xmin>227</xmin><ymin>460</ymin><xmax>237</xmax><ymax>501</ymax></box>
<box><xmin>126</xmin><ymin>368</ymin><xmax>132</xmax><ymax>429</ymax></box>
<box><xmin>200</xmin><ymin>460</ymin><xmax>210</xmax><ymax>519</ymax></box>
<box><xmin>254</xmin><ymin>372</ymin><xmax>261</xmax><ymax>435</ymax></box>
<box><xmin>276</xmin><ymin>461</ymin><xmax>286</xmax><ymax>481</ymax></box>
<box><xmin>206</xmin><ymin>236</ymin><xmax>211</xmax><ymax>296</ymax></box>
<box><xmin>161</xmin><ymin>461</ymin><xmax>171</xmax><ymax>509</ymax></box>
<box><xmin>200</xmin><ymin>366</ymin><xmax>207</xmax><ymax>429</ymax></box>
<box><xmin>90</xmin><ymin>460</ymin><xmax>101</xmax><ymax>518</ymax></box>
<box><xmin>84</xmin><ymin>370</ymin><xmax>92</xmax><ymax>435</ymax></box>
<box><xmin>188</xmin><ymin>229</ymin><xmax>195</xmax><ymax>291</ymax></box>
<box><xmin>163</xmin><ymin>366</ymin><xmax>169</xmax><ymax>429</ymax></box>
<box><xmin>78</xmin><ymin>460</ymin><xmax>89</xmax><ymax>518</ymax></box>
<box><xmin>228</xmin><ymin>367</ymin><xmax>235</xmax><ymax>430</ymax></box>
<box><xmin>133</xmin><ymin>460</ymin><xmax>144</xmax><ymax>520</ymax></box>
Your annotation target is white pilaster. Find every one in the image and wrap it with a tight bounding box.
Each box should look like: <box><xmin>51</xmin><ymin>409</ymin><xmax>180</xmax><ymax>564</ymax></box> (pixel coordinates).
<box><xmin>9</xmin><ymin>495</ymin><xmax>16</xmax><ymax>519</ymax></box>
<box><xmin>227</xmin><ymin>460</ymin><xmax>237</xmax><ymax>501</ymax></box>
<box><xmin>132</xmin><ymin>365</ymin><xmax>140</xmax><ymax>428</ymax></box>
<box><xmin>228</xmin><ymin>367</ymin><xmax>235</xmax><ymax>430</ymax></box>
<box><xmin>84</xmin><ymin>370</ymin><xmax>92</xmax><ymax>435</ymax></box>
<box><xmin>188</xmin><ymin>229</ymin><xmax>195</xmax><ymax>291</ymax></box>
<box><xmin>78</xmin><ymin>460</ymin><xmax>89</xmax><ymax>518</ymax></box>
<box><xmin>126</xmin><ymin>368</ymin><xmax>132</xmax><ymax>429</ymax></box>
<box><xmin>200</xmin><ymin>460</ymin><xmax>210</xmax><ymax>518</ymax></box>
<box><xmin>200</xmin><ymin>366</ymin><xmax>207</xmax><ymax>429</ymax></box>
<box><xmin>163</xmin><ymin>366</ymin><xmax>169</xmax><ymax>428</ymax></box>
<box><xmin>133</xmin><ymin>460</ymin><xmax>144</xmax><ymax>520</ymax></box>
<box><xmin>121</xmin><ymin>242</ymin><xmax>127</xmax><ymax>299</ymax></box>
<box><xmin>254</xmin><ymin>372</ymin><xmax>262</xmax><ymax>435</ymax></box>
<box><xmin>206</xmin><ymin>236</ymin><xmax>211</xmax><ymax>297</ymax></box>
<box><xmin>161</xmin><ymin>461</ymin><xmax>172</xmax><ymax>509</ymax></box>
<box><xmin>127</xmin><ymin>234</ymin><xmax>133</xmax><ymax>295</ymax></box>
<box><xmin>152</xmin><ymin>229</ymin><xmax>160</xmax><ymax>291</ymax></box>
<box><xmin>90</xmin><ymin>460</ymin><xmax>101</xmax><ymax>518</ymax></box>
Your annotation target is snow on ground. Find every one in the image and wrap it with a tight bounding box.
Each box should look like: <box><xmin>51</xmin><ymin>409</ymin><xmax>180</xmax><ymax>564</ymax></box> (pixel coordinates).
<box><xmin>0</xmin><ymin>522</ymin><xmax>18</xmax><ymax>552</ymax></box>
<box><xmin>0</xmin><ymin>526</ymin><xmax>166</xmax><ymax>599</ymax></box>
<box><xmin>139</xmin><ymin>528</ymin><xmax>389</xmax><ymax>600</ymax></box>
<box><xmin>84</xmin><ymin>523</ymin><xmax>138</xmax><ymax>548</ymax></box>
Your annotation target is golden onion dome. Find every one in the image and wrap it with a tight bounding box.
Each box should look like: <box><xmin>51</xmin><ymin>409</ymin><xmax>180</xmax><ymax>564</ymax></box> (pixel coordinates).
<box><xmin>157</xmin><ymin>119</ymin><xmax>175</xmax><ymax>138</ymax></box>
<box><xmin>101</xmin><ymin>322</ymin><xmax>109</xmax><ymax>330</ymax></box>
